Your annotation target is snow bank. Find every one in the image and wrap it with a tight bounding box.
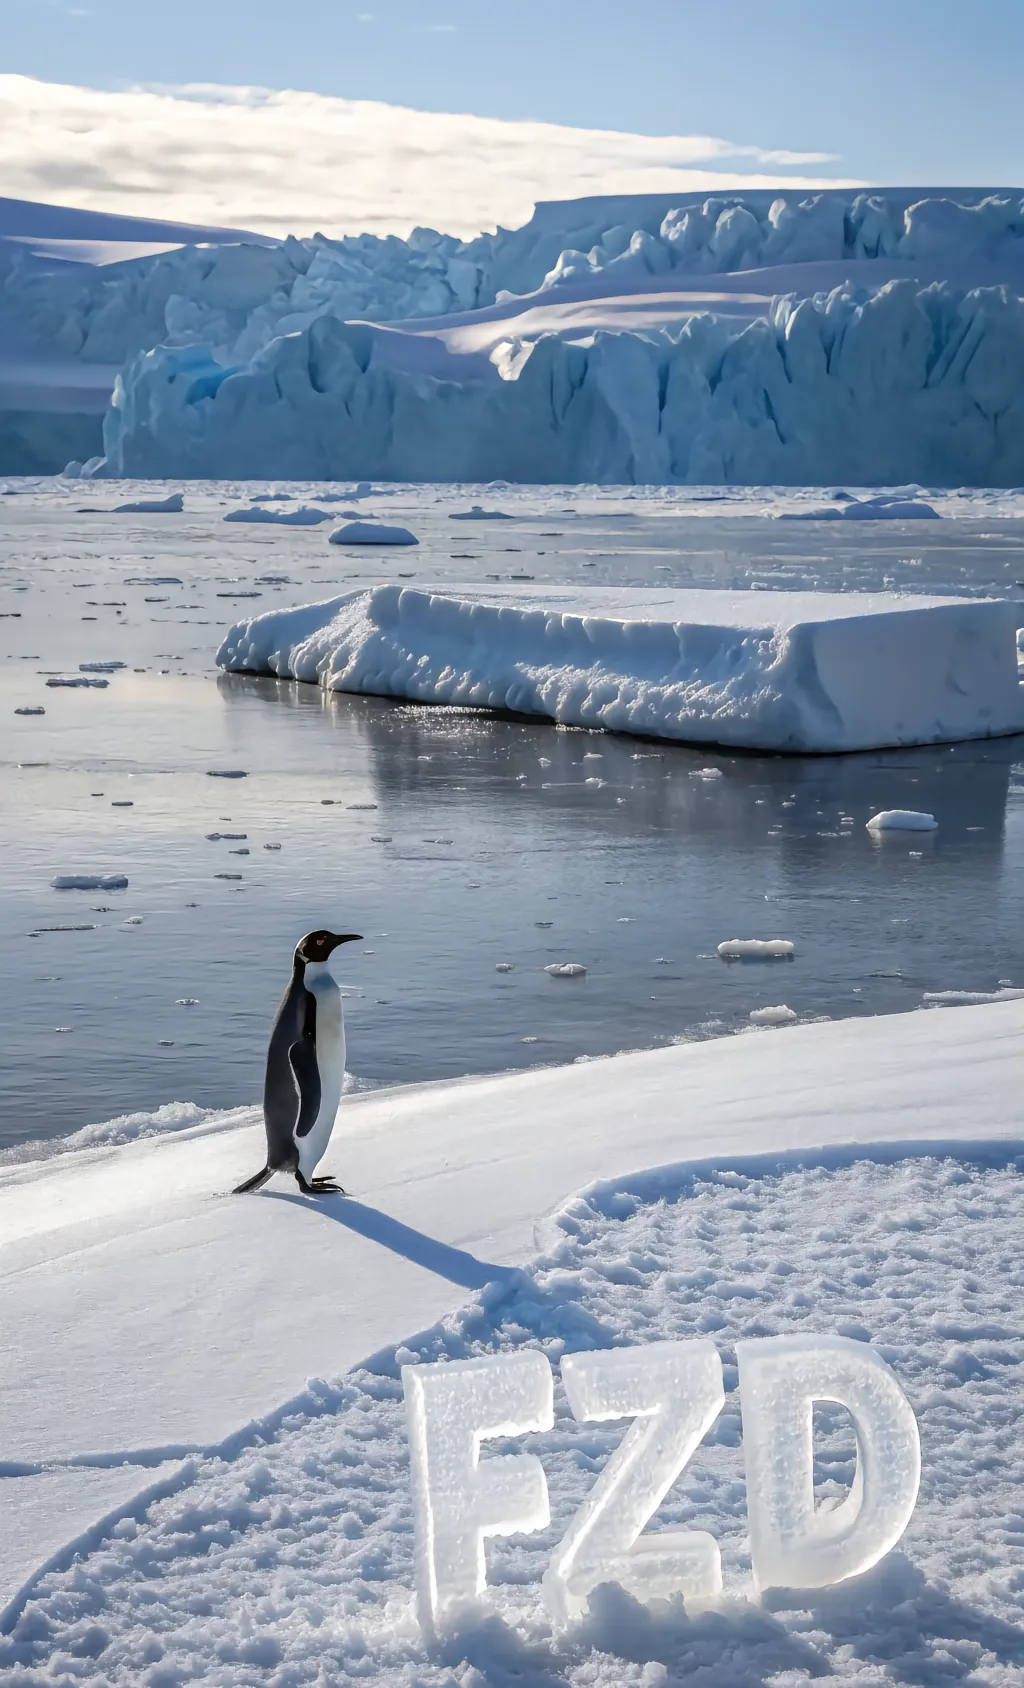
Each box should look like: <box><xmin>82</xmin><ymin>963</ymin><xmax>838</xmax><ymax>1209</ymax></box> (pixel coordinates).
<box><xmin>111</xmin><ymin>492</ymin><xmax>183</xmax><ymax>513</ymax></box>
<box><xmin>98</xmin><ymin>277</ymin><xmax>1024</xmax><ymax>485</ymax></box>
<box><xmin>217</xmin><ymin>583</ymin><xmax>1024</xmax><ymax>753</ymax></box>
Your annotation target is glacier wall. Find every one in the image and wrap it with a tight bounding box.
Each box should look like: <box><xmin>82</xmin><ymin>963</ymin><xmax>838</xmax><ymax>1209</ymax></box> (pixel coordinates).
<box><xmin>103</xmin><ymin>279</ymin><xmax>1024</xmax><ymax>486</ymax></box>
<box><xmin>216</xmin><ymin>583</ymin><xmax>1024</xmax><ymax>754</ymax></box>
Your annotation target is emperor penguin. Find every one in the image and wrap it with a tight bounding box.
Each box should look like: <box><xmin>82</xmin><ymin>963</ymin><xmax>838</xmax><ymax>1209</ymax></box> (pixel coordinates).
<box><xmin>233</xmin><ymin>928</ymin><xmax>362</xmax><ymax>1196</ymax></box>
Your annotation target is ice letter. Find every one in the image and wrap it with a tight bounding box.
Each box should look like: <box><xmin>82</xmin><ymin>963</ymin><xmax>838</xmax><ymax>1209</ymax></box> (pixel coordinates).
<box><xmin>544</xmin><ymin>1339</ymin><xmax>725</xmax><ymax>1625</ymax></box>
<box><xmin>403</xmin><ymin>1351</ymin><xmax>553</xmax><ymax>1630</ymax></box>
<box><xmin>737</xmin><ymin>1333</ymin><xmax>920</xmax><ymax>1594</ymax></box>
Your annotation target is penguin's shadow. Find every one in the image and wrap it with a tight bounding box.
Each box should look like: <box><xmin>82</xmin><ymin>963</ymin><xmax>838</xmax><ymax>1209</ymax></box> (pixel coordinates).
<box><xmin>263</xmin><ymin>1191</ymin><xmax>517</xmax><ymax>1291</ymax></box>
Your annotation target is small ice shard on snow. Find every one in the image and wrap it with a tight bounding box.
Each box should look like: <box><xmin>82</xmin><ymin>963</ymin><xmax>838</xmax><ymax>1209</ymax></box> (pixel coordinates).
<box><xmin>328</xmin><ymin>521</ymin><xmax>419</xmax><ymax>546</ymax></box>
<box><xmin>223</xmin><ymin>505</ymin><xmax>333</xmax><ymax>525</ymax></box>
<box><xmin>545</xmin><ymin>962</ymin><xmax>587</xmax><ymax>977</ymax></box>
<box><xmin>449</xmin><ymin>505</ymin><xmax>514</xmax><ymax>520</ymax></box>
<box><xmin>866</xmin><ymin>810</ymin><xmax>938</xmax><ymax>832</ymax></box>
<box><xmin>718</xmin><ymin>939</ymin><xmax>795</xmax><ymax>959</ymax></box>
<box><xmin>207</xmin><ymin>769</ymin><xmax>248</xmax><ymax>779</ymax></box>
<box><xmin>749</xmin><ymin>1004</ymin><xmax>798</xmax><ymax>1025</ymax></box>
<box><xmin>495</xmin><ymin>962</ymin><xmax>514</xmax><ymax>972</ymax></box>
<box><xmin>79</xmin><ymin>661</ymin><xmax>126</xmax><ymax>673</ymax></box>
<box><xmin>113</xmin><ymin>493</ymin><xmax>184</xmax><ymax>514</ymax></box>
<box><xmin>52</xmin><ymin>874</ymin><xmax>128</xmax><ymax>890</ymax></box>
<box><xmin>14</xmin><ymin>706</ymin><xmax>44</xmax><ymax>715</ymax></box>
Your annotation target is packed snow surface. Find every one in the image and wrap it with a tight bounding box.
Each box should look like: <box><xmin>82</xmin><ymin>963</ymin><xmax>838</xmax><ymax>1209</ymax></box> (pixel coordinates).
<box><xmin>217</xmin><ymin>583</ymin><xmax>1024</xmax><ymax>753</ymax></box>
<box><xmin>867</xmin><ymin>809</ymin><xmax>940</xmax><ymax>832</ymax></box>
<box><xmin>1</xmin><ymin>1000</ymin><xmax>1023</xmax><ymax>1681</ymax></box>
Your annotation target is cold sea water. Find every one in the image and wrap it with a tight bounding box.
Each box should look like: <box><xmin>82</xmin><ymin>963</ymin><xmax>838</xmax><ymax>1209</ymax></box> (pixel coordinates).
<box><xmin>3</xmin><ymin>479</ymin><xmax>1024</xmax><ymax>1149</ymax></box>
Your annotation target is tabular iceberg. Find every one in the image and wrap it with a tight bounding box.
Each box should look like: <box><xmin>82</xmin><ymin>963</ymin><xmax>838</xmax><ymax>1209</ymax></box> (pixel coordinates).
<box><xmin>217</xmin><ymin>584</ymin><xmax>1024</xmax><ymax>753</ymax></box>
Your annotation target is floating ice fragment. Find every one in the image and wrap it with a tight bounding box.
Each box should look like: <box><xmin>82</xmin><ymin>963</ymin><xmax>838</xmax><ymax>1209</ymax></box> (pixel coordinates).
<box><xmin>52</xmin><ymin>874</ymin><xmax>128</xmax><ymax>890</ymax></box>
<box><xmin>718</xmin><ymin>939</ymin><xmax>795</xmax><ymax>959</ymax></box>
<box><xmin>370</xmin><ymin>835</ymin><xmax>392</xmax><ymax>843</ymax></box>
<box><xmin>113</xmin><ymin>493</ymin><xmax>184</xmax><ymax>514</ymax></box>
<box><xmin>207</xmin><ymin>769</ymin><xmax>248</xmax><ymax>779</ymax></box>
<box><xmin>922</xmin><ymin>987</ymin><xmax>1024</xmax><ymax>1005</ymax></box>
<box><xmin>403</xmin><ymin>1351</ymin><xmax>553</xmax><ymax>1631</ymax></box>
<box><xmin>329</xmin><ymin>521</ymin><xmax>418</xmax><ymax>546</ymax></box>
<box><xmin>46</xmin><ymin>676</ymin><xmax>108</xmax><ymax>688</ymax></box>
<box><xmin>124</xmin><ymin>576</ymin><xmax>183</xmax><ymax>585</ymax></box>
<box><xmin>205</xmin><ymin>832</ymin><xmax>247</xmax><ymax>841</ymax></box>
<box><xmin>495</xmin><ymin>962</ymin><xmax>514</xmax><ymax>972</ymax></box>
<box><xmin>79</xmin><ymin>661</ymin><xmax>126</xmax><ymax>673</ymax></box>
<box><xmin>264</xmin><ymin>842</ymin><xmax>282</xmax><ymax>850</ymax></box>
<box><xmin>749</xmin><ymin>1005</ymin><xmax>798</xmax><ymax>1025</ymax></box>
<box><xmin>545</xmin><ymin>962</ymin><xmax>587</xmax><ymax>977</ymax></box>
<box><xmin>214</xmin><ymin>872</ymin><xmax>243</xmax><ymax>880</ymax></box>
<box><xmin>223</xmin><ymin>505</ymin><xmax>332</xmax><ymax>525</ymax></box>
<box><xmin>14</xmin><ymin>706</ymin><xmax>44</xmax><ymax>715</ymax></box>
<box><xmin>737</xmin><ymin>1333</ymin><xmax>920</xmax><ymax>1593</ymax></box>
<box><xmin>690</xmin><ymin>767</ymin><xmax>723</xmax><ymax>779</ymax></box>
<box><xmin>175</xmin><ymin>998</ymin><xmax>199</xmax><ymax>1006</ymax></box>
<box><xmin>347</xmin><ymin>802</ymin><xmax>378</xmax><ymax>810</ymax></box>
<box><xmin>124</xmin><ymin>916</ymin><xmax>144</xmax><ymax>925</ymax></box>
<box><xmin>866</xmin><ymin>810</ymin><xmax>938</xmax><ymax>831</ymax></box>
<box><xmin>449</xmin><ymin>506</ymin><xmax>513</xmax><ymax>520</ymax></box>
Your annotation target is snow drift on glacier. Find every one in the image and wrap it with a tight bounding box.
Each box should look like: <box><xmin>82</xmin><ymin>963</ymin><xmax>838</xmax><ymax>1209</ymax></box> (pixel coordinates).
<box><xmin>100</xmin><ymin>277</ymin><xmax>1024</xmax><ymax>485</ymax></box>
<box><xmin>216</xmin><ymin>583</ymin><xmax>1024</xmax><ymax>753</ymax></box>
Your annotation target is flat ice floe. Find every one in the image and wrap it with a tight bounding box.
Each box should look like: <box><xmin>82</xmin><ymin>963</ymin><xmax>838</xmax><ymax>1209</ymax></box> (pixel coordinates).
<box><xmin>217</xmin><ymin>583</ymin><xmax>1024</xmax><ymax>753</ymax></box>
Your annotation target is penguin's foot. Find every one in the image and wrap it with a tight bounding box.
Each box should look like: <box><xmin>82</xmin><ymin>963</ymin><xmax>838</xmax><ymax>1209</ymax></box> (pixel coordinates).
<box><xmin>296</xmin><ymin>1171</ymin><xmax>347</xmax><ymax>1196</ymax></box>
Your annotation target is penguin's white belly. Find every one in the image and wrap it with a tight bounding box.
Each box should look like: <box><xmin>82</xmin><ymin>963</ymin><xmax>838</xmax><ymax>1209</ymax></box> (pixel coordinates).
<box><xmin>296</xmin><ymin>968</ymin><xmax>345</xmax><ymax>1177</ymax></box>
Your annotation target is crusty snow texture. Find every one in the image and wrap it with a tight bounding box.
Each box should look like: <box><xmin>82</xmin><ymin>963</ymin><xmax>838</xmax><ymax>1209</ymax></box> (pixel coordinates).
<box><xmin>217</xmin><ymin>584</ymin><xmax>1024</xmax><ymax>754</ymax></box>
<box><xmin>3</xmin><ymin>1150</ymin><xmax>1023</xmax><ymax>1686</ymax></box>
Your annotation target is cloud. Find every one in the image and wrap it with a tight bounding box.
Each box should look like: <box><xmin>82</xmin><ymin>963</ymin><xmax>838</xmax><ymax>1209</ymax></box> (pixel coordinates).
<box><xmin>0</xmin><ymin>74</ymin><xmax>859</xmax><ymax>240</ymax></box>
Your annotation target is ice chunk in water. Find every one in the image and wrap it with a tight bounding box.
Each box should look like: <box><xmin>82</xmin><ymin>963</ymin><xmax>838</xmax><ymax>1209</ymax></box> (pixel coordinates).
<box><xmin>749</xmin><ymin>1005</ymin><xmax>798</xmax><ymax>1025</ymax></box>
<box><xmin>718</xmin><ymin>939</ymin><xmax>794</xmax><ymax>959</ymax></box>
<box><xmin>545</xmin><ymin>1340</ymin><xmax>724</xmax><ymax>1625</ymax></box>
<box><xmin>403</xmin><ymin>1352</ymin><xmax>553</xmax><ymax>1631</ymax></box>
<box><xmin>736</xmin><ymin>1333</ymin><xmax>920</xmax><ymax>1594</ymax></box>
<box><xmin>866</xmin><ymin>810</ymin><xmax>938</xmax><ymax>832</ymax></box>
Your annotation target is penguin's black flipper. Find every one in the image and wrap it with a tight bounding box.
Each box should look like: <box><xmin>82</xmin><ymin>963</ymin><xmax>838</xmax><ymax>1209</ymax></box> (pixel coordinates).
<box><xmin>289</xmin><ymin>1011</ymin><xmax>321</xmax><ymax>1138</ymax></box>
<box><xmin>233</xmin><ymin>1165</ymin><xmax>274</xmax><ymax>1195</ymax></box>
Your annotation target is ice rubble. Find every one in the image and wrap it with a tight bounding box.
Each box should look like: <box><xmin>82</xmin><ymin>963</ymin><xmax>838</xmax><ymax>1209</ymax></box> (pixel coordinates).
<box><xmin>99</xmin><ymin>277</ymin><xmax>1024</xmax><ymax>485</ymax></box>
<box><xmin>217</xmin><ymin>583</ymin><xmax>1024</xmax><ymax>754</ymax></box>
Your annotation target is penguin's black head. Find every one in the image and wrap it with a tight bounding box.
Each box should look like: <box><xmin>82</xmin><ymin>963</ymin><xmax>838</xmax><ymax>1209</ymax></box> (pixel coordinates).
<box><xmin>295</xmin><ymin>929</ymin><xmax>362</xmax><ymax>965</ymax></box>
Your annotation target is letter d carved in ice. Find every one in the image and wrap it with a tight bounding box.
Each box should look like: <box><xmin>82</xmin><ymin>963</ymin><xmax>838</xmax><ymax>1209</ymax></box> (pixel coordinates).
<box><xmin>402</xmin><ymin>1351</ymin><xmax>554</xmax><ymax>1632</ymax></box>
<box><xmin>736</xmin><ymin>1333</ymin><xmax>921</xmax><ymax>1594</ymax></box>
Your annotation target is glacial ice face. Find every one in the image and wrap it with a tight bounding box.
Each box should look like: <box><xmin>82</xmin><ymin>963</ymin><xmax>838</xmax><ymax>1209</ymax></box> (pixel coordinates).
<box><xmin>403</xmin><ymin>1351</ymin><xmax>553</xmax><ymax>1631</ymax></box>
<box><xmin>736</xmin><ymin>1334</ymin><xmax>921</xmax><ymax>1594</ymax></box>
<box><xmin>100</xmin><ymin>279</ymin><xmax>1024</xmax><ymax>485</ymax></box>
<box><xmin>544</xmin><ymin>1340</ymin><xmax>725</xmax><ymax>1625</ymax></box>
<box><xmin>216</xmin><ymin>583</ymin><xmax>1024</xmax><ymax>754</ymax></box>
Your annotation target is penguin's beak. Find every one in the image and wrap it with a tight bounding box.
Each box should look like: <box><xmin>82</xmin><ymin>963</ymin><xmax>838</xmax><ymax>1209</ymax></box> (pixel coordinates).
<box><xmin>326</xmin><ymin>932</ymin><xmax>362</xmax><ymax>953</ymax></box>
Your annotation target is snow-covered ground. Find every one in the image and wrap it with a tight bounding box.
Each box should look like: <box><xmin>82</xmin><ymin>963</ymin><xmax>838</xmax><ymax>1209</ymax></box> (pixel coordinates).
<box><xmin>1</xmin><ymin>1000</ymin><xmax>1023</xmax><ymax>1682</ymax></box>
<box><xmin>217</xmin><ymin>581</ymin><xmax>1024</xmax><ymax>753</ymax></box>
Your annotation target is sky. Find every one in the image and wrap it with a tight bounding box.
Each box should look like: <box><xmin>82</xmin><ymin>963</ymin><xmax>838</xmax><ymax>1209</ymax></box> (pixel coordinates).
<box><xmin>3</xmin><ymin>0</ymin><xmax>1022</xmax><ymax>237</ymax></box>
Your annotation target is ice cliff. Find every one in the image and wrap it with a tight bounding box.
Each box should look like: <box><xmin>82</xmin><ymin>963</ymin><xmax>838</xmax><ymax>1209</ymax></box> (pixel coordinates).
<box><xmin>102</xmin><ymin>278</ymin><xmax>1024</xmax><ymax>486</ymax></box>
